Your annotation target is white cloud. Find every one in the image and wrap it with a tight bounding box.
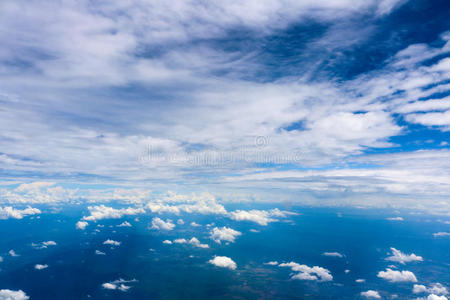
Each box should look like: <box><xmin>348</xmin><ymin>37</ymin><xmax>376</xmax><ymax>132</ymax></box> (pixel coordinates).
<box><xmin>102</xmin><ymin>279</ymin><xmax>136</xmax><ymax>292</ymax></box>
<box><xmin>162</xmin><ymin>240</ymin><xmax>172</xmax><ymax>244</ymax></box>
<box><xmin>173</xmin><ymin>237</ymin><xmax>209</xmax><ymax>248</ymax></box>
<box><xmin>103</xmin><ymin>239</ymin><xmax>121</xmax><ymax>246</ymax></box>
<box><xmin>32</xmin><ymin>240</ymin><xmax>57</xmax><ymax>249</ymax></box>
<box><xmin>190</xmin><ymin>222</ymin><xmax>201</xmax><ymax>227</ymax></box>
<box><xmin>208</xmin><ymin>256</ymin><xmax>237</xmax><ymax>270</ymax></box>
<box><xmin>385</xmin><ymin>247</ymin><xmax>423</xmax><ymax>264</ymax></box>
<box><xmin>210</xmin><ymin>227</ymin><xmax>242</xmax><ymax>244</ymax></box>
<box><xmin>117</xmin><ymin>221</ymin><xmax>132</xmax><ymax>227</ymax></box>
<box><xmin>34</xmin><ymin>264</ymin><xmax>48</xmax><ymax>270</ymax></box>
<box><xmin>322</xmin><ymin>252</ymin><xmax>343</xmax><ymax>258</ymax></box>
<box><xmin>264</xmin><ymin>261</ymin><xmax>278</xmax><ymax>265</ymax></box>
<box><xmin>279</xmin><ymin>262</ymin><xmax>332</xmax><ymax>282</ymax></box>
<box><xmin>361</xmin><ymin>290</ymin><xmax>381</xmax><ymax>299</ymax></box>
<box><xmin>150</xmin><ymin>217</ymin><xmax>175</xmax><ymax>231</ymax></box>
<box><xmin>177</xmin><ymin>219</ymin><xmax>184</xmax><ymax>225</ymax></box>
<box><xmin>82</xmin><ymin>205</ymin><xmax>144</xmax><ymax>221</ymax></box>
<box><xmin>8</xmin><ymin>250</ymin><xmax>19</xmax><ymax>257</ymax></box>
<box><xmin>0</xmin><ymin>289</ymin><xmax>29</xmax><ymax>300</ymax></box>
<box><xmin>95</xmin><ymin>250</ymin><xmax>106</xmax><ymax>255</ymax></box>
<box><xmin>413</xmin><ymin>283</ymin><xmax>448</xmax><ymax>296</ymax></box>
<box><xmin>386</xmin><ymin>217</ymin><xmax>404</xmax><ymax>221</ymax></box>
<box><xmin>76</xmin><ymin>221</ymin><xmax>88</xmax><ymax>230</ymax></box>
<box><xmin>228</xmin><ymin>210</ymin><xmax>276</xmax><ymax>226</ymax></box>
<box><xmin>416</xmin><ymin>295</ymin><xmax>449</xmax><ymax>300</ymax></box>
<box><xmin>0</xmin><ymin>206</ymin><xmax>41</xmax><ymax>219</ymax></box>
<box><xmin>433</xmin><ymin>232</ymin><xmax>450</xmax><ymax>237</ymax></box>
<box><xmin>356</xmin><ymin>279</ymin><xmax>366</xmax><ymax>283</ymax></box>
<box><xmin>377</xmin><ymin>268</ymin><xmax>417</xmax><ymax>282</ymax></box>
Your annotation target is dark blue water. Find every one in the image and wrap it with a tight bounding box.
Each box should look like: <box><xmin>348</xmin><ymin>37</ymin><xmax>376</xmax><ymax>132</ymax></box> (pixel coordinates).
<box><xmin>0</xmin><ymin>205</ymin><xmax>448</xmax><ymax>299</ymax></box>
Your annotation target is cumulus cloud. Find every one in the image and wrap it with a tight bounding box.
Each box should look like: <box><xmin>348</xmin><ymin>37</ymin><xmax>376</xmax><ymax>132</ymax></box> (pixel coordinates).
<box><xmin>103</xmin><ymin>239</ymin><xmax>121</xmax><ymax>246</ymax></box>
<box><xmin>377</xmin><ymin>268</ymin><xmax>417</xmax><ymax>282</ymax></box>
<box><xmin>279</xmin><ymin>262</ymin><xmax>332</xmax><ymax>282</ymax></box>
<box><xmin>0</xmin><ymin>206</ymin><xmax>41</xmax><ymax>219</ymax></box>
<box><xmin>322</xmin><ymin>252</ymin><xmax>344</xmax><ymax>258</ymax></box>
<box><xmin>413</xmin><ymin>283</ymin><xmax>448</xmax><ymax>296</ymax></box>
<box><xmin>32</xmin><ymin>240</ymin><xmax>57</xmax><ymax>249</ymax></box>
<box><xmin>34</xmin><ymin>264</ymin><xmax>48</xmax><ymax>270</ymax></box>
<box><xmin>102</xmin><ymin>279</ymin><xmax>137</xmax><ymax>292</ymax></box>
<box><xmin>82</xmin><ymin>205</ymin><xmax>144</xmax><ymax>221</ymax></box>
<box><xmin>0</xmin><ymin>289</ymin><xmax>29</xmax><ymax>300</ymax></box>
<box><xmin>190</xmin><ymin>222</ymin><xmax>201</xmax><ymax>227</ymax></box>
<box><xmin>117</xmin><ymin>221</ymin><xmax>132</xmax><ymax>227</ymax></box>
<box><xmin>173</xmin><ymin>237</ymin><xmax>209</xmax><ymax>248</ymax></box>
<box><xmin>150</xmin><ymin>217</ymin><xmax>175</xmax><ymax>231</ymax></box>
<box><xmin>361</xmin><ymin>290</ymin><xmax>381</xmax><ymax>299</ymax></box>
<box><xmin>208</xmin><ymin>256</ymin><xmax>237</xmax><ymax>270</ymax></box>
<box><xmin>228</xmin><ymin>210</ymin><xmax>276</xmax><ymax>226</ymax></box>
<box><xmin>210</xmin><ymin>227</ymin><xmax>242</xmax><ymax>244</ymax></box>
<box><xmin>385</xmin><ymin>247</ymin><xmax>423</xmax><ymax>264</ymax></box>
<box><xmin>8</xmin><ymin>250</ymin><xmax>19</xmax><ymax>257</ymax></box>
<box><xmin>76</xmin><ymin>221</ymin><xmax>88</xmax><ymax>230</ymax></box>
<box><xmin>416</xmin><ymin>295</ymin><xmax>449</xmax><ymax>300</ymax></box>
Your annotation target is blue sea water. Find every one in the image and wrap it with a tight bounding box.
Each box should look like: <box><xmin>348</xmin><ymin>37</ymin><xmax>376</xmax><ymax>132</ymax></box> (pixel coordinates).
<box><xmin>0</xmin><ymin>204</ymin><xmax>449</xmax><ymax>299</ymax></box>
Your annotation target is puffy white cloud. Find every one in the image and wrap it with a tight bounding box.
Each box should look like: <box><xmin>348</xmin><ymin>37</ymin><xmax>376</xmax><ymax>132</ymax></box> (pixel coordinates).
<box><xmin>82</xmin><ymin>205</ymin><xmax>144</xmax><ymax>221</ymax></box>
<box><xmin>0</xmin><ymin>206</ymin><xmax>41</xmax><ymax>219</ymax></box>
<box><xmin>76</xmin><ymin>221</ymin><xmax>88</xmax><ymax>230</ymax></box>
<box><xmin>385</xmin><ymin>247</ymin><xmax>423</xmax><ymax>264</ymax></box>
<box><xmin>433</xmin><ymin>232</ymin><xmax>450</xmax><ymax>237</ymax></box>
<box><xmin>322</xmin><ymin>252</ymin><xmax>343</xmax><ymax>258</ymax></box>
<box><xmin>361</xmin><ymin>290</ymin><xmax>381</xmax><ymax>299</ymax></box>
<box><xmin>377</xmin><ymin>268</ymin><xmax>417</xmax><ymax>282</ymax></box>
<box><xmin>8</xmin><ymin>250</ymin><xmax>19</xmax><ymax>257</ymax></box>
<box><xmin>173</xmin><ymin>237</ymin><xmax>209</xmax><ymax>248</ymax></box>
<box><xmin>34</xmin><ymin>264</ymin><xmax>48</xmax><ymax>270</ymax></box>
<box><xmin>413</xmin><ymin>283</ymin><xmax>448</xmax><ymax>296</ymax></box>
<box><xmin>0</xmin><ymin>289</ymin><xmax>29</xmax><ymax>300</ymax></box>
<box><xmin>190</xmin><ymin>222</ymin><xmax>201</xmax><ymax>227</ymax></box>
<box><xmin>162</xmin><ymin>240</ymin><xmax>172</xmax><ymax>244</ymax></box>
<box><xmin>150</xmin><ymin>217</ymin><xmax>175</xmax><ymax>231</ymax></box>
<box><xmin>279</xmin><ymin>262</ymin><xmax>332</xmax><ymax>282</ymax></box>
<box><xmin>416</xmin><ymin>295</ymin><xmax>449</xmax><ymax>300</ymax></box>
<box><xmin>208</xmin><ymin>256</ymin><xmax>237</xmax><ymax>270</ymax></box>
<box><xmin>117</xmin><ymin>221</ymin><xmax>132</xmax><ymax>227</ymax></box>
<box><xmin>103</xmin><ymin>239</ymin><xmax>121</xmax><ymax>246</ymax></box>
<box><xmin>228</xmin><ymin>210</ymin><xmax>276</xmax><ymax>226</ymax></box>
<box><xmin>210</xmin><ymin>227</ymin><xmax>241</xmax><ymax>244</ymax></box>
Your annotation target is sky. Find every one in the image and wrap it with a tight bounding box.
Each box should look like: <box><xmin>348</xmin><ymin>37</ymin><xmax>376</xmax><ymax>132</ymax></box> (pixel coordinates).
<box><xmin>0</xmin><ymin>0</ymin><xmax>450</xmax><ymax>211</ymax></box>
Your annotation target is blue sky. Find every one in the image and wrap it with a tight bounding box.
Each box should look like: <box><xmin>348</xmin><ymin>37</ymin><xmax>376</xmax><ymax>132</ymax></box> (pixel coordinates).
<box><xmin>0</xmin><ymin>0</ymin><xmax>450</xmax><ymax>211</ymax></box>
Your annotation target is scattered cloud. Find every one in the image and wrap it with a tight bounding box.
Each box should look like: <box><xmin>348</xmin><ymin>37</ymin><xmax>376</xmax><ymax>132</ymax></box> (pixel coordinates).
<box><xmin>190</xmin><ymin>222</ymin><xmax>201</xmax><ymax>227</ymax></box>
<box><xmin>210</xmin><ymin>227</ymin><xmax>242</xmax><ymax>244</ymax></box>
<box><xmin>264</xmin><ymin>261</ymin><xmax>278</xmax><ymax>266</ymax></box>
<box><xmin>34</xmin><ymin>264</ymin><xmax>48</xmax><ymax>270</ymax></box>
<box><xmin>279</xmin><ymin>262</ymin><xmax>332</xmax><ymax>282</ymax></box>
<box><xmin>385</xmin><ymin>247</ymin><xmax>423</xmax><ymax>264</ymax></box>
<box><xmin>76</xmin><ymin>221</ymin><xmax>88</xmax><ymax>230</ymax></box>
<box><xmin>173</xmin><ymin>237</ymin><xmax>209</xmax><ymax>248</ymax></box>
<box><xmin>102</xmin><ymin>279</ymin><xmax>137</xmax><ymax>292</ymax></box>
<box><xmin>0</xmin><ymin>289</ymin><xmax>29</xmax><ymax>300</ymax></box>
<box><xmin>150</xmin><ymin>217</ymin><xmax>175</xmax><ymax>231</ymax></box>
<box><xmin>0</xmin><ymin>206</ymin><xmax>41</xmax><ymax>219</ymax></box>
<box><xmin>361</xmin><ymin>290</ymin><xmax>381</xmax><ymax>299</ymax></box>
<box><xmin>433</xmin><ymin>232</ymin><xmax>450</xmax><ymax>237</ymax></box>
<box><xmin>95</xmin><ymin>250</ymin><xmax>106</xmax><ymax>255</ymax></box>
<box><xmin>377</xmin><ymin>268</ymin><xmax>417</xmax><ymax>282</ymax></box>
<box><xmin>208</xmin><ymin>256</ymin><xmax>237</xmax><ymax>270</ymax></box>
<box><xmin>386</xmin><ymin>217</ymin><xmax>404</xmax><ymax>221</ymax></box>
<box><xmin>356</xmin><ymin>279</ymin><xmax>366</xmax><ymax>283</ymax></box>
<box><xmin>103</xmin><ymin>239</ymin><xmax>121</xmax><ymax>246</ymax></box>
<box><xmin>413</xmin><ymin>283</ymin><xmax>448</xmax><ymax>296</ymax></box>
<box><xmin>322</xmin><ymin>252</ymin><xmax>344</xmax><ymax>258</ymax></box>
<box><xmin>117</xmin><ymin>221</ymin><xmax>132</xmax><ymax>227</ymax></box>
<box><xmin>162</xmin><ymin>240</ymin><xmax>172</xmax><ymax>244</ymax></box>
<box><xmin>82</xmin><ymin>205</ymin><xmax>144</xmax><ymax>222</ymax></box>
<box><xmin>8</xmin><ymin>250</ymin><xmax>19</xmax><ymax>257</ymax></box>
